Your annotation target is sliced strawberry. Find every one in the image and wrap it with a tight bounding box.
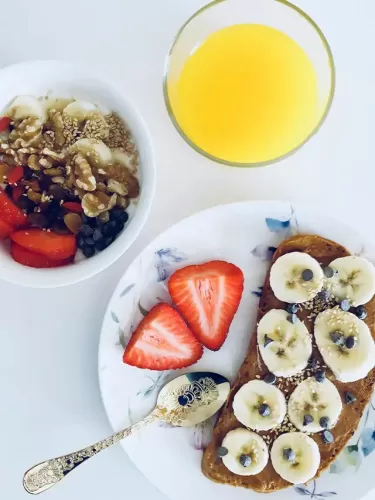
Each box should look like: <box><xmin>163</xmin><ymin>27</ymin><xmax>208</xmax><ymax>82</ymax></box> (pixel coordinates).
<box><xmin>0</xmin><ymin>116</ymin><xmax>11</xmax><ymax>132</ymax></box>
<box><xmin>7</xmin><ymin>166</ymin><xmax>24</xmax><ymax>185</ymax></box>
<box><xmin>11</xmin><ymin>242</ymin><xmax>73</xmax><ymax>268</ymax></box>
<box><xmin>123</xmin><ymin>303</ymin><xmax>203</xmax><ymax>370</ymax></box>
<box><xmin>63</xmin><ymin>202</ymin><xmax>83</xmax><ymax>213</ymax></box>
<box><xmin>0</xmin><ymin>187</ymin><xmax>27</xmax><ymax>227</ymax></box>
<box><xmin>11</xmin><ymin>229</ymin><xmax>77</xmax><ymax>261</ymax></box>
<box><xmin>168</xmin><ymin>261</ymin><xmax>244</xmax><ymax>351</ymax></box>
<box><xmin>0</xmin><ymin>219</ymin><xmax>13</xmax><ymax>240</ymax></box>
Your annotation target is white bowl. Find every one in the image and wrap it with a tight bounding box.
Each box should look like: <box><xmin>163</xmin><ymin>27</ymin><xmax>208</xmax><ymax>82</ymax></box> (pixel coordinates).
<box><xmin>0</xmin><ymin>60</ymin><xmax>156</xmax><ymax>288</ymax></box>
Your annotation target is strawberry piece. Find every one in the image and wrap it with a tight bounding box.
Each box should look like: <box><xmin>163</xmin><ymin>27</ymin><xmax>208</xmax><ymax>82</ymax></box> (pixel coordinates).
<box><xmin>7</xmin><ymin>166</ymin><xmax>24</xmax><ymax>185</ymax></box>
<box><xmin>123</xmin><ymin>303</ymin><xmax>203</xmax><ymax>370</ymax></box>
<box><xmin>0</xmin><ymin>187</ymin><xmax>27</xmax><ymax>227</ymax></box>
<box><xmin>62</xmin><ymin>202</ymin><xmax>83</xmax><ymax>213</ymax></box>
<box><xmin>12</xmin><ymin>185</ymin><xmax>24</xmax><ymax>203</ymax></box>
<box><xmin>11</xmin><ymin>229</ymin><xmax>77</xmax><ymax>261</ymax></box>
<box><xmin>0</xmin><ymin>116</ymin><xmax>11</xmax><ymax>132</ymax></box>
<box><xmin>0</xmin><ymin>219</ymin><xmax>13</xmax><ymax>240</ymax></box>
<box><xmin>11</xmin><ymin>242</ymin><xmax>73</xmax><ymax>268</ymax></box>
<box><xmin>168</xmin><ymin>261</ymin><xmax>244</xmax><ymax>351</ymax></box>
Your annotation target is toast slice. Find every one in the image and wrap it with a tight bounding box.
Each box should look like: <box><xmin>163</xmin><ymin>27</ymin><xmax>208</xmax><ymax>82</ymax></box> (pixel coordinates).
<box><xmin>202</xmin><ymin>234</ymin><xmax>375</xmax><ymax>492</ymax></box>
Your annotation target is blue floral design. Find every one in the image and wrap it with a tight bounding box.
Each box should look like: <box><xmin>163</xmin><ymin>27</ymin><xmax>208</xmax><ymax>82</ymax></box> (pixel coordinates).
<box><xmin>330</xmin><ymin>444</ymin><xmax>362</xmax><ymax>473</ymax></box>
<box><xmin>190</xmin><ymin>417</ymin><xmax>215</xmax><ymax>451</ymax></box>
<box><xmin>251</xmin><ymin>244</ymin><xmax>276</xmax><ymax>261</ymax></box>
<box><xmin>361</xmin><ymin>428</ymin><xmax>375</xmax><ymax>457</ymax></box>
<box><xmin>251</xmin><ymin>286</ymin><xmax>263</xmax><ymax>298</ymax></box>
<box><xmin>330</xmin><ymin>402</ymin><xmax>375</xmax><ymax>474</ymax></box>
<box><xmin>120</xmin><ymin>283</ymin><xmax>135</xmax><ymax>297</ymax></box>
<box><xmin>294</xmin><ymin>481</ymin><xmax>336</xmax><ymax>498</ymax></box>
<box><xmin>266</xmin><ymin>217</ymin><xmax>291</xmax><ymax>233</ymax></box>
<box><xmin>136</xmin><ymin>372</ymin><xmax>169</xmax><ymax>398</ymax></box>
<box><xmin>111</xmin><ymin>311</ymin><xmax>120</xmax><ymax>323</ymax></box>
<box><xmin>155</xmin><ymin>248</ymin><xmax>187</xmax><ymax>282</ymax></box>
<box><xmin>265</xmin><ymin>205</ymin><xmax>299</xmax><ymax>235</ymax></box>
<box><xmin>138</xmin><ymin>300</ymin><xmax>149</xmax><ymax>317</ymax></box>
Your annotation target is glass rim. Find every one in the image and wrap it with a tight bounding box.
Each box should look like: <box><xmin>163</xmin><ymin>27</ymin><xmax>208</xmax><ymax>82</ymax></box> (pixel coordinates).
<box><xmin>163</xmin><ymin>0</ymin><xmax>336</xmax><ymax>168</ymax></box>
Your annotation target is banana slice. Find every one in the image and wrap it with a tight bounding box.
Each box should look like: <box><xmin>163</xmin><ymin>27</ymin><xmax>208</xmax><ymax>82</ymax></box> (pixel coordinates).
<box><xmin>111</xmin><ymin>147</ymin><xmax>135</xmax><ymax>169</ymax></box>
<box><xmin>7</xmin><ymin>95</ymin><xmax>46</xmax><ymax>122</ymax></box>
<box><xmin>221</xmin><ymin>428</ymin><xmax>269</xmax><ymax>476</ymax></box>
<box><xmin>45</xmin><ymin>97</ymin><xmax>74</xmax><ymax>112</ymax></box>
<box><xmin>270</xmin><ymin>252</ymin><xmax>324</xmax><ymax>303</ymax></box>
<box><xmin>70</xmin><ymin>138</ymin><xmax>112</xmax><ymax>168</ymax></box>
<box><xmin>271</xmin><ymin>432</ymin><xmax>320</xmax><ymax>484</ymax></box>
<box><xmin>326</xmin><ymin>256</ymin><xmax>375</xmax><ymax>306</ymax></box>
<box><xmin>288</xmin><ymin>377</ymin><xmax>342</xmax><ymax>432</ymax></box>
<box><xmin>63</xmin><ymin>100</ymin><xmax>98</xmax><ymax>121</ymax></box>
<box><xmin>257</xmin><ymin>309</ymin><xmax>312</xmax><ymax>377</ymax></box>
<box><xmin>233</xmin><ymin>380</ymin><xmax>286</xmax><ymax>431</ymax></box>
<box><xmin>314</xmin><ymin>307</ymin><xmax>375</xmax><ymax>382</ymax></box>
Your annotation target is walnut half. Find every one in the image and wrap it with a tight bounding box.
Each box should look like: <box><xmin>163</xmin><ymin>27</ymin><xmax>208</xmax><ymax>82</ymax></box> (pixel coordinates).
<box><xmin>81</xmin><ymin>191</ymin><xmax>117</xmax><ymax>217</ymax></box>
<box><xmin>73</xmin><ymin>153</ymin><xmax>96</xmax><ymax>192</ymax></box>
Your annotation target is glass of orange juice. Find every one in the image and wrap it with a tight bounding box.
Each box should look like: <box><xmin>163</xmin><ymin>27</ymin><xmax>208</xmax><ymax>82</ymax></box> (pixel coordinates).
<box><xmin>164</xmin><ymin>0</ymin><xmax>335</xmax><ymax>167</ymax></box>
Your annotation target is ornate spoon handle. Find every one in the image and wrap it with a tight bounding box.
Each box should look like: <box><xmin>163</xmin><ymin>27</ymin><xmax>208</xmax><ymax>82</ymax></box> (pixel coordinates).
<box><xmin>23</xmin><ymin>412</ymin><xmax>158</xmax><ymax>495</ymax></box>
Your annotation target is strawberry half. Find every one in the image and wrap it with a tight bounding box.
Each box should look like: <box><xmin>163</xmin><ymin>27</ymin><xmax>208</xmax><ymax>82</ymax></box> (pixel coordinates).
<box><xmin>168</xmin><ymin>261</ymin><xmax>244</xmax><ymax>351</ymax></box>
<box><xmin>0</xmin><ymin>187</ymin><xmax>27</xmax><ymax>228</ymax></box>
<box><xmin>123</xmin><ymin>303</ymin><xmax>203</xmax><ymax>370</ymax></box>
<box><xmin>11</xmin><ymin>229</ymin><xmax>77</xmax><ymax>261</ymax></box>
<box><xmin>11</xmin><ymin>242</ymin><xmax>73</xmax><ymax>268</ymax></box>
<box><xmin>0</xmin><ymin>219</ymin><xmax>13</xmax><ymax>240</ymax></box>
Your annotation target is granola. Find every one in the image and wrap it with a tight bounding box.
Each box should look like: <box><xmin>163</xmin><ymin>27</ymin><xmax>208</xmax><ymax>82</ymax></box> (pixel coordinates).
<box><xmin>0</xmin><ymin>95</ymin><xmax>140</xmax><ymax>264</ymax></box>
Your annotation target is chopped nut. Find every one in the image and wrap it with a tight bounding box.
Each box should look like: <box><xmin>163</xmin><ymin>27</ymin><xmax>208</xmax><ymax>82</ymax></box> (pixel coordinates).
<box><xmin>0</xmin><ymin>163</ymin><xmax>12</xmax><ymax>179</ymax></box>
<box><xmin>43</xmin><ymin>168</ymin><xmax>64</xmax><ymax>177</ymax></box>
<box><xmin>98</xmin><ymin>210</ymin><xmax>110</xmax><ymax>223</ymax></box>
<box><xmin>107</xmin><ymin>178</ymin><xmax>128</xmax><ymax>196</ymax></box>
<box><xmin>64</xmin><ymin>213</ymin><xmax>82</xmax><ymax>234</ymax></box>
<box><xmin>81</xmin><ymin>191</ymin><xmax>116</xmax><ymax>217</ymax></box>
<box><xmin>96</xmin><ymin>182</ymin><xmax>107</xmax><ymax>192</ymax></box>
<box><xmin>74</xmin><ymin>187</ymin><xmax>86</xmax><ymax>199</ymax></box>
<box><xmin>27</xmin><ymin>154</ymin><xmax>41</xmax><ymax>171</ymax></box>
<box><xmin>52</xmin><ymin>176</ymin><xmax>65</xmax><ymax>184</ymax></box>
<box><xmin>107</xmin><ymin>163</ymin><xmax>139</xmax><ymax>198</ymax></box>
<box><xmin>73</xmin><ymin>153</ymin><xmax>96</xmax><ymax>191</ymax></box>
<box><xmin>42</xmin><ymin>148</ymin><xmax>65</xmax><ymax>162</ymax></box>
<box><xmin>39</xmin><ymin>158</ymin><xmax>54</xmax><ymax>169</ymax></box>
<box><xmin>27</xmin><ymin>190</ymin><xmax>42</xmax><ymax>203</ymax></box>
<box><xmin>50</xmin><ymin>111</ymin><xmax>65</xmax><ymax>148</ymax></box>
<box><xmin>116</xmin><ymin>196</ymin><xmax>129</xmax><ymax>209</ymax></box>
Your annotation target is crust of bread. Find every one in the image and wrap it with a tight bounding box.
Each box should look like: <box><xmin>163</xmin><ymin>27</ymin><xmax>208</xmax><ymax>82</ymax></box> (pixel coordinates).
<box><xmin>202</xmin><ymin>234</ymin><xmax>375</xmax><ymax>492</ymax></box>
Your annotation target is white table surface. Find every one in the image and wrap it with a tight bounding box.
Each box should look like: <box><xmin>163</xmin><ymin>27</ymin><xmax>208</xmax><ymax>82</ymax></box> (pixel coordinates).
<box><xmin>1</xmin><ymin>1</ymin><xmax>375</xmax><ymax>499</ymax></box>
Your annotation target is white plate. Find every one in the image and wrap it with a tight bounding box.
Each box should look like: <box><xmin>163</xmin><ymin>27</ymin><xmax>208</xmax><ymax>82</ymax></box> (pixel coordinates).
<box><xmin>99</xmin><ymin>201</ymin><xmax>375</xmax><ymax>500</ymax></box>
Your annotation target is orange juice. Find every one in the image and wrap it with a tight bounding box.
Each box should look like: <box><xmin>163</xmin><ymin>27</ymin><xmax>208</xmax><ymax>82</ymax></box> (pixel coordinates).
<box><xmin>168</xmin><ymin>24</ymin><xmax>319</xmax><ymax>164</ymax></box>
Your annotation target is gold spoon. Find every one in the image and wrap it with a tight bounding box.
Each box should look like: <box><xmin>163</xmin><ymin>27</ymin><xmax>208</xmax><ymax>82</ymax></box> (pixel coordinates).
<box><xmin>23</xmin><ymin>371</ymin><xmax>230</xmax><ymax>495</ymax></box>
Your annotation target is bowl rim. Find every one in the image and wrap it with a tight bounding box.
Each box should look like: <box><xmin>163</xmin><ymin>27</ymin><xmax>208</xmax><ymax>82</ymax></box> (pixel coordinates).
<box><xmin>0</xmin><ymin>60</ymin><xmax>156</xmax><ymax>288</ymax></box>
<box><xmin>163</xmin><ymin>0</ymin><xmax>336</xmax><ymax>168</ymax></box>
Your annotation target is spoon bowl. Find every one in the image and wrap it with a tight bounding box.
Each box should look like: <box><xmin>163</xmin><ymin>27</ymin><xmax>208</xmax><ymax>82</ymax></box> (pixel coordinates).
<box><xmin>157</xmin><ymin>371</ymin><xmax>230</xmax><ymax>427</ymax></box>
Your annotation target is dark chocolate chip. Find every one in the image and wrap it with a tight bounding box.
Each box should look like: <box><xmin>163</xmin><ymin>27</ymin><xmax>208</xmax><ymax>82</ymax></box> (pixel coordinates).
<box><xmin>303</xmin><ymin>414</ymin><xmax>314</xmax><ymax>426</ymax></box>
<box><xmin>322</xmin><ymin>430</ymin><xmax>334</xmax><ymax>443</ymax></box>
<box><xmin>263</xmin><ymin>373</ymin><xmax>276</xmax><ymax>385</ymax></box>
<box><xmin>344</xmin><ymin>392</ymin><xmax>357</xmax><ymax>405</ymax></box>
<box><xmin>258</xmin><ymin>404</ymin><xmax>271</xmax><ymax>417</ymax></box>
<box><xmin>302</xmin><ymin>269</ymin><xmax>314</xmax><ymax>281</ymax></box>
